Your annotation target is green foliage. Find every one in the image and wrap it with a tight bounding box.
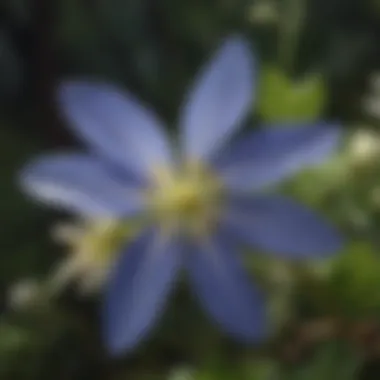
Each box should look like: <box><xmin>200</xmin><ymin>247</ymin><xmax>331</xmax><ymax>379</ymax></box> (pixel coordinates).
<box><xmin>327</xmin><ymin>241</ymin><xmax>380</xmax><ymax>316</ymax></box>
<box><xmin>0</xmin><ymin>0</ymin><xmax>380</xmax><ymax>378</ymax></box>
<box><xmin>0</xmin><ymin>123</ymin><xmax>54</xmax><ymax>281</ymax></box>
<box><xmin>283</xmin><ymin>341</ymin><xmax>361</xmax><ymax>380</ymax></box>
<box><xmin>0</xmin><ymin>31</ymin><xmax>24</xmax><ymax>98</ymax></box>
<box><xmin>257</xmin><ymin>65</ymin><xmax>327</xmax><ymax>123</ymax></box>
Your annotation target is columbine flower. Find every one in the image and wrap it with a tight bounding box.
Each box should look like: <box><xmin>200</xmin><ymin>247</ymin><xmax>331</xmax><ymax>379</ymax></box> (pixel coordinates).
<box><xmin>19</xmin><ymin>36</ymin><xmax>342</xmax><ymax>355</ymax></box>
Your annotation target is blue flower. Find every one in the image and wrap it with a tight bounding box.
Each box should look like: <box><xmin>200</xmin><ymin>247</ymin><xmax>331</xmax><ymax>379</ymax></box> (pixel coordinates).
<box><xmin>19</xmin><ymin>36</ymin><xmax>343</xmax><ymax>355</ymax></box>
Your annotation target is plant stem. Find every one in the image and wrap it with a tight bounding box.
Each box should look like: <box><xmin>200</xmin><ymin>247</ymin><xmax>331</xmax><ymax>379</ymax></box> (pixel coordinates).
<box><xmin>277</xmin><ymin>0</ymin><xmax>306</xmax><ymax>75</ymax></box>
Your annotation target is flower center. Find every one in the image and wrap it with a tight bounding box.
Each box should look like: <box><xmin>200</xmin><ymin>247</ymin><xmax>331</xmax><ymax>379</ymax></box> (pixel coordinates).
<box><xmin>145</xmin><ymin>162</ymin><xmax>223</xmax><ymax>237</ymax></box>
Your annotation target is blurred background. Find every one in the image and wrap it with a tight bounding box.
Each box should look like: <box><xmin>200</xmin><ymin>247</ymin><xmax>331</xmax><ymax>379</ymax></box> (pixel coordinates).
<box><xmin>2</xmin><ymin>0</ymin><xmax>380</xmax><ymax>379</ymax></box>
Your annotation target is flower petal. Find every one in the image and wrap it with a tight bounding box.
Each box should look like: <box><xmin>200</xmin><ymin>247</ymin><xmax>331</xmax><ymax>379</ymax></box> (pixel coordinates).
<box><xmin>185</xmin><ymin>232</ymin><xmax>266</xmax><ymax>342</ymax></box>
<box><xmin>223</xmin><ymin>195</ymin><xmax>343</xmax><ymax>258</ymax></box>
<box><xmin>215</xmin><ymin>122</ymin><xmax>341</xmax><ymax>192</ymax></box>
<box><xmin>103</xmin><ymin>229</ymin><xmax>181</xmax><ymax>356</ymax></box>
<box><xmin>58</xmin><ymin>81</ymin><xmax>173</xmax><ymax>178</ymax></box>
<box><xmin>19</xmin><ymin>153</ymin><xmax>143</xmax><ymax>217</ymax></box>
<box><xmin>180</xmin><ymin>36</ymin><xmax>255</xmax><ymax>160</ymax></box>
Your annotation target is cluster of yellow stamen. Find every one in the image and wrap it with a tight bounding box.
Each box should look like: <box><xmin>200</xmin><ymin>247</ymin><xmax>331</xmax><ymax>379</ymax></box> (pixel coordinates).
<box><xmin>51</xmin><ymin>219</ymin><xmax>141</xmax><ymax>292</ymax></box>
<box><xmin>145</xmin><ymin>162</ymin><xmax>224</xmax><ymax>238</ymax></box>
<box><xmin>53</xmin><ymin>219</ymin><xmax>139</xmax><ymax>264</ymax></box>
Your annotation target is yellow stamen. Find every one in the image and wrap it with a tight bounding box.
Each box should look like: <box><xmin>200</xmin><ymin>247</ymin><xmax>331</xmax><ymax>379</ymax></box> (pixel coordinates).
<box><xmin>145</xmin><ymin>161</ymin><xmax>224</xmax><ymax>238</ymax></box>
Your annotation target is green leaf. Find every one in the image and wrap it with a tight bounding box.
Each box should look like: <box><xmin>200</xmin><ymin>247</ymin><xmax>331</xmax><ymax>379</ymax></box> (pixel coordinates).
<box><xmin>242</xmin><ymin>358</ymin><xmax>280</xmax><ymax>380</ymax></box>
<box><xmin>257</xmin><ymin>65</ymin><xmax>327</xmax><ymax>123</ymax></box>
<box><xmin>283</xmin><ymin>341</ymin><xmax>361</xmax><ymax>380</ymax></box>
<box><xmin>328</xmin><ymin>241</ymin><xmax>380</xmax><ymax>315</ymax></box>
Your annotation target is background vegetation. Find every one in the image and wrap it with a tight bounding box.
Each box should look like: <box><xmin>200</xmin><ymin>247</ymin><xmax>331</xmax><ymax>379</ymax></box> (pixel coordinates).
<box><xmin>2</xmin><ymin>0</ymin><xmax>380</xmax><ymax>378</ymax></box>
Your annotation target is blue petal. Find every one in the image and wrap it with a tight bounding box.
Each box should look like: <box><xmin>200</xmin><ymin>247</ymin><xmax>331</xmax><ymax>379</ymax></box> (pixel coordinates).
<box><xmin>19</xmin><ymin>153</ymin><xmax>144</xmax><ymax>217</ymax></box>
<box><xmin>103</xmin><ymin>229</ymin><xmax>181</xmax><ymax>356</ymax></box>
<box><xmin>223</xmin><ymin>195</ymin><xmax>343</xmax><ymax>258</ymax></box>
<box><xmin>185</xmin><ymin>232</ymin><xmax>266</xmax><ymax>342</ymax></box>
<box><xmin>214</xmin><ymin>122</ymin><xmax>341</xmax><ymax>192</ymax></box>
<box><xmin>58</xmin><ymin>81</ymin><xmax>173</xmax><ymax>179</ymax></box>
<box><xmin>180</xmin><ymin>36</ymin><xmax>256</xmax><ymax>161</ymax></box>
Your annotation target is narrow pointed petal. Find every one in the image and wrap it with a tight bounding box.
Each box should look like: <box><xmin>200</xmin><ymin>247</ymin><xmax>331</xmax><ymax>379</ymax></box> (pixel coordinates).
<box><xmin>103</xmin><ymin>230</ymin><xmax>181</xmax><ymax>356</ymax></box>
<box><xmin>180</xmin><ymin>36</ymin><xmax>256</xmax><ymax>160</ymax></box>
<box><xmin>215</xmin><ymin>122</ymin><xmax>341</xmax><ymax>192</ymax></box>
<box><xmin>58</xmin><ymin>81</ymin><xmax>173</xmax><ymax>178</ymax></box>
<box><xmin>19</xmin><ymin>153</ymin><xmax>143</xmax><ymax>217</ymax></box>
<box><xmin>224</xmin><ymin>195</ymin><xmax>343</xmax><ymax>258</ymax></box>
<box><xmin>185</xmin><ymin>233</ymin><xmax>266</xmax><ymax>342</ymax></box>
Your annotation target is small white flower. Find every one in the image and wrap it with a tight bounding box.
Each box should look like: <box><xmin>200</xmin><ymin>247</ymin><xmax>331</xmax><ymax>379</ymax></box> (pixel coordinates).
<box><xmin>248</xmin><ymin>0</ymin><xmax>279</xmax><ymax>25</ymax></box>
<box><xmin>8</xmin><ymin>278</ymin><xmax>42</xmax><ymax>311</ymax></box>
<box><xmin>347</xmin><ymin>129</ymin><xmax>380</xmax><ymax>166</ymax></box>
<box><xmin>167</xmin><ymin>367</ymin><xmax>195</xmax><ymax>380</ymax></box>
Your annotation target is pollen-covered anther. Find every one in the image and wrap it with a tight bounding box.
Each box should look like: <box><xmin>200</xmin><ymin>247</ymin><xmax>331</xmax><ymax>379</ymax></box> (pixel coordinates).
<box><xmin>146</xmin><ymin>163</ymin><xmax>223</xmax><ymax>236</ymax></box>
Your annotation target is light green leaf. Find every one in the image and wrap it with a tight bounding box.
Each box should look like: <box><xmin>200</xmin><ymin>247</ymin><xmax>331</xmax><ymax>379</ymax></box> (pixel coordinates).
<box><xmin>257</xmin><ymin>65</ymin><xmax>327</xmax><ymax>123</ymax></box>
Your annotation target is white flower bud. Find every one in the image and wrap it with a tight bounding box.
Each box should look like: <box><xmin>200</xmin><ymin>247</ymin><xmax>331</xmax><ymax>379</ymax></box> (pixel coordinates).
<box><xmin>248</xmin><ymin>0</ymin><xmax>279</xmax><ymax>25</ymax></box>
<box><xmin>347</xmin><ymin>129</ymin><xmax>380</xmax><ymax>165</ymax></box>
<box><xmin>8</xmin><ymin>278</ymin><xmax>41</xmax><ymax>311</ymax></box>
